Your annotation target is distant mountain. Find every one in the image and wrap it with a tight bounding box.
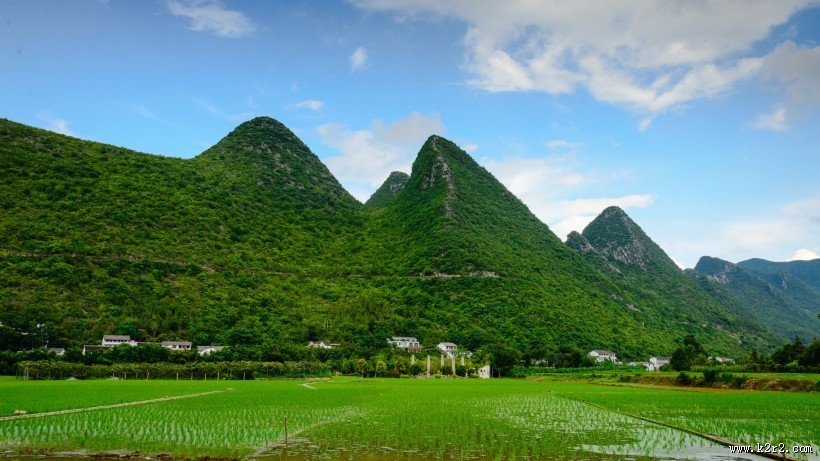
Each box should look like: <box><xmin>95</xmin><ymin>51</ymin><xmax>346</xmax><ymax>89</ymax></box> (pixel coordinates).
<box><xmin>738</xmin><ymin>258</ymin><xmax>820</xmax><ymax>293</ymax></box>
<box><xmin>365</xmin><ymin>171</ymin><xmax>409</xmax><ymax>208</ymax></box>
<box><xmin>0</xmin><ymin>117</ymin><xmax>783</xmax><ymax>358</ymax></box>
<box><xmin>568</xmin><ymin>206</ymin><xmax>778</xmax><ymax>354</ymax></box>
<box><xmin>694</xmin><ymin>256</ymin><xmax>820</xmax><ymax>342</ymax></box>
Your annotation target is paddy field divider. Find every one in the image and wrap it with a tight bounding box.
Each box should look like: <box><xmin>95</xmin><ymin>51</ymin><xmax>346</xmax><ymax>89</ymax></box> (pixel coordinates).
<box><xmin>0</xmin><ymin>388</ymin><xmax>231</xmax><ymax>422</ymax></box>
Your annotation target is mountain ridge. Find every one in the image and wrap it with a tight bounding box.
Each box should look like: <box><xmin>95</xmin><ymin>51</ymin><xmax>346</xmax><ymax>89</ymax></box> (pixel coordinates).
<box><xmin>0</xmin><ymin>116</ymin><xmax>792</xmax><ymax>357</ymax></box>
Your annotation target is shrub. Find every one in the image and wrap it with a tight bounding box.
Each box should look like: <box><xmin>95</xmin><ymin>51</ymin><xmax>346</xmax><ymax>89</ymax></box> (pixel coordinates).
<box><xmin>675</xmin><ymin>371</ymin><xmax>692</xmax><ymax>386</ymax></box>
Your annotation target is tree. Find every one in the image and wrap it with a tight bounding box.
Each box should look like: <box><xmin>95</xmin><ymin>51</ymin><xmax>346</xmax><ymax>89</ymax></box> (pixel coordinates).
<box><xmin>670</xmin><ymin>347</ymin><xmax>690</xmax><ymax>371</ymax></box>
<box><xmin>487</xmin><ymin>343</ymin><xmax>521</xmax><ymax>377</ymax></box>
<box><xmin>408</xmin><ymin>362</ymin><xmax>423</xmax><ymax>376</ymax></box>
<box><xmin>375</xmin><ymin>360</ymin><xmax>386</xmax><ymax>377</ymax></box>
<box><xmin>356</xmin><ymin>358</ymin><xmax>368</xmax><ymax>378</ymax></box>
<box><xmin>797</xmin><ymin>338</ymin><xmax>820</xmax><ymax>368</ymax></box>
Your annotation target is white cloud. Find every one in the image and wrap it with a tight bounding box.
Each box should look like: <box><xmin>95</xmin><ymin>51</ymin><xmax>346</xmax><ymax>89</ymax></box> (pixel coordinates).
<box><xmin>38</xmin><ymin>112</ymin><xmax>76</xmax><ymax>137</ymax></box>
<box><xmin>353</xmin><ymin>0</ymin><xmax>815</xmax><ymax>121</ymax></box>
<box><xmin>663</xmin><ymin>199</ymin><xmax>820</xmax><ymax>268</ymax></box>
<box><xmin>787</xmin><ymin>248</ymin><xmax>819</xmax><ymax>261</ymax></box>
<box><xmin>291</xmin><ymin>99</ymin><xmax>325</xmax><ymax>112</ymax></box>
<box><xmin>192</xmin><ymin>97</ymin><xmax>254</xmax><ymax>121</ymax></box>
<box><xmin>545</xmin><ymin>139</ymin><xmax>578</xmax><ymax>150</ymax></box>
<box><xmin>49</xmin><ymin>119</ymin><xmax>75</xmax><ymax>137</ymax></box>
<box><xmin>546</xmin><ymin>195</ymin><xmax>654</xmax><ymax>239</ymax></box>
<box><xmin>764</xmin><ymin>41</ymin><xmax>820</xmax><ymax>104</ymax></box>
<box><xmin>167</xmin><ymin>0</ymin><xmax>255</xmax><ymax>38</ymax></box>
<box><xmin>783</xmin><ymin>196</ymin><xmax>820</xmax><ymax>224</ymax></box>
<box><xmin>751</xmin><ymin>106</ymin><xmax>789</xmax><ymax>132</ymax></box>
<box><xmin>638</xmin><ymin>117</ymin><xmax>653</xmax><ymax>132</ymax></box>
<box><xmin>724</xmin><ymin>219</ymin><xmax>800</xmax><ymax>253</ymax></box>
<box><xmin>481</xmin><ymin>153</ymin><xmax>653</xmax><ymax>239</ymax></box>
<box><xmin>461</xmin><ymin>142</ymin><xmax>478</xmax><ymax>153</ymax></box>
<box><xmin>318</xmin><ymin>112</ymin><xmax>445</xmax><ymax>201</ymax></box>
<box><xmin>349</xmin><ymin>46</ymin><xmax>369</xmax><ymax>72</ymax></box>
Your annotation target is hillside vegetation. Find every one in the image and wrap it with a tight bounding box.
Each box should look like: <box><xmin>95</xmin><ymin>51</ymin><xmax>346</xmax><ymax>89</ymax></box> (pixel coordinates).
<box><xmin>0</xmin><ymin>117</ymin><xmax>795</xmax><ymax>360</ymax></box>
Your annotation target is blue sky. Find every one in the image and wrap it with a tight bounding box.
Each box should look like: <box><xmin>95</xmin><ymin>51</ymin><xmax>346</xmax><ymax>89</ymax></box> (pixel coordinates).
<box><xmin>2</xmin><ymin>0</ymin><xmax>819</xmax><ymax>268</ymax></box>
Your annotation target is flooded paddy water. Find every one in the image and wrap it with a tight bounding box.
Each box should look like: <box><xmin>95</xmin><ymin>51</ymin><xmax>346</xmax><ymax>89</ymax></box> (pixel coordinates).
<box><xmin>0</xmin><ymin>378</ymin><xmax>815</xmax><ymax>461</ymax></box>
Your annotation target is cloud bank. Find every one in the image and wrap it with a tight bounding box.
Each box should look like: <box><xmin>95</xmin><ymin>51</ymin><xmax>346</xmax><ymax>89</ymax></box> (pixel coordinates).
<box><xmin>353</xmin><ymin>1</ymin><xmax>819</xmax><ymax>127</ymax></box>
<box><xmin>167</xmin><ymin>0</ymin><xmax>255</xmax><ymax>38</ymax></box>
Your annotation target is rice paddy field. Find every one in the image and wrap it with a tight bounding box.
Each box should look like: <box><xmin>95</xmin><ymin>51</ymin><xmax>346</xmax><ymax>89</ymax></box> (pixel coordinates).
<box><xmin>0</xmin><ymin>377</ymin><xmax>817</xmax><ymax>460</ymax></box>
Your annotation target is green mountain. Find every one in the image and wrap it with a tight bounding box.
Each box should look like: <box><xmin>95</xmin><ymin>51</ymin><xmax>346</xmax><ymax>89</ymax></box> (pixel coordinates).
<box><xmin>693</xmin><ymin>256</ymin><xmax>820</xmax><ymax>342</ymax></box>
<box><xmin>568</xmin><ymin>207</ymin><xmax>778</xmax><ymax>354</ymax></box>
<box><xmin>364</xmin><ymin>171</ymin><xmax>409</xmax><ymax>208</ymax></box>
<box><xmin>738</xmin><ymin>258</ymin><xmax>820</xmax><ymax>293</ymax></box>
<box><xmin>0</xmin><ymin>117</ymin><xmax>782</xmax><ymax>358</ymax></box>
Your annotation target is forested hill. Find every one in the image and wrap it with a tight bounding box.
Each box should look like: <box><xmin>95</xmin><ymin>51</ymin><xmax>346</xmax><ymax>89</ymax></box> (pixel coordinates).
<box><xmin>695</xmin><ymin>256</ymin><xmax>820</xmax><ymax>342</ymax></box>
<box><xmin>567</xmin><ymin>207</ymin><xmax>778</xmax><ymax>353</ymax></box>
<box><xmin>0</xmin><ymin>117</ymin><xmax>783</xmax><ymax>358</ymax></box>
<box><xmin>738</xmin><ymin>258</ymin><xmax>820</xmax><ymax>293</ymax></box>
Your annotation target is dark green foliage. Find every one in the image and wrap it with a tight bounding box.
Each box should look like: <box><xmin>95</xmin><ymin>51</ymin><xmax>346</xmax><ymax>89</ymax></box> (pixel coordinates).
<box><xmin>702</xmin><ymin>368</ymin><xmax>718</xmax><ymax>384</ymax></box>
<box><xmin>364</xmin><ymin>171</ymin><xmax>409</xmax><ymax>208</ymax></box>
<box><xmin>670</xmin><ymin>335</ymin><xmax>707</xmax><ymax>371</ymax></box>
<box><xmin>0</xmin><ymin>117</ymin><xmax>786</xmax><ymax>365</ymax></box>
<box><xmin>670</xmin><ymin>348</ymin><xmax>691</xmax><ymax>371</ymax></box>
<box><xmin>571</xmin><ymin>207</ymin><xmax>779</xmax><ymax>356</ymax></box>
<box><xmin>674</xmin><ymin>371</ymin><xmax>692</xmax><ymax>385</ymax></box>
<box><xmin>694</xmin><ymin>256</ymin><xmax>820</xmax><ymax>342</ymax></box>
<box><xmin>739</xmin><ymin>258</ymin><xmax>820</xmax><ymax>292</ymax></box>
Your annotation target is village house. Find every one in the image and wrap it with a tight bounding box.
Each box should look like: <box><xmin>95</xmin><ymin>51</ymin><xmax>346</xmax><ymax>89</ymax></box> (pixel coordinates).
<box><xmin>648</xmin><ymin>356</ymin><xmax>671</xmax><ymax>371</ymax></box>
<box><xmin>307</xmin><ymin>340</ymin><xmax>340</xmax><ymax>349</ymax></box>
<box><xmin>387</xmin><ymin>336</ymin><xmax>421</xmax><ymax>352</ymax></box>
<box><xmin>197</xmin><ymin>345</ymin><xmax>226</xmax><ymax>356</ymax></box>
<box><xmin>478</xmin><ymin>364</ymin><xmax>491</xmax><ymax>378</ymax></box>
<box><xmin>588</xmin><ymin>350</ymin><xmax>619</xmax><ymax>363</ymax></box>
<box><xmin>102</xmin><ymin>335</ymin><xmax>137</xmax><ymax>347</ymax></box>
<box><xmin>81</xmin><ymin>344</ymin><xmax>108</xmax><ymax>355</ymax></box>
<box><xmin>46</xmin><ymin>347</ymin><xmax>65</xmax><ymax>356</ymax></box>
<box><xmin>709</xmin><ymin>356</ymin><xmax>735</xmax><ymax>364</ymax></box>
<box><xmin>437</xmin><ymin>342</ymin><xmax>458</xmax><ymax>357</ymax></box>
<box><xmin>161</xmin><ymin>341</ymin><xmax>192</xmax><ymax>351</ymax></box>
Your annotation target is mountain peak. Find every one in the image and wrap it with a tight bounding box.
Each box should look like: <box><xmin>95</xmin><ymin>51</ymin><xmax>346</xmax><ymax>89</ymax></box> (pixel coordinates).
<box><xmin>582</xmin><ymin>207</ymin><xmax>678</xmax><ymax>271</ymax></box>
<box><xmin>365</xmin><ymin>171</ymin><xmax>410</xmax><ymax>208</ymax></box>
<box><xmin>194</xmin><ymin>116</ymin><xmax>358</xmax><ymax>211</ymax></box>
<box><xmin>694</xmin><ymin>256</ymin><xmax>737</xmax><ymax>284</ymax></box>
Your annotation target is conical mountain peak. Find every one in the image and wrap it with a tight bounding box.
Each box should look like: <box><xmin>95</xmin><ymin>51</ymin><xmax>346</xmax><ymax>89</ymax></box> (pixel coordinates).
<box><xmin>200</xmin><ymin>116</ymin><xmax>313</xmax><ymax>164</ymax></box>
<box><xmin>195</xmin><ymin>116</ymin><xmax>356</xmax><ymax>207</ymax></box>
<box><xmin>365</xmin><ymin>171</ymin><xmax>410</xmax><ymax>208</ymax></box>
<box><xmin>582</xmin><ymin>206</ymin><xmax>678</xmax><ymax>271</ymax></box>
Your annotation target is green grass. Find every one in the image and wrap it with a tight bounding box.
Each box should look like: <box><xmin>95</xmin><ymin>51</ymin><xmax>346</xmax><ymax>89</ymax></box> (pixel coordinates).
<box><xmin>0</xmin><ymin>378</ymin><xmax>817</xmax><ymax>459</ymax></box>
<box><xmin>0</xmin><ymin>379</ymin><xmax>229</xmax><ymax>416</ymax></box>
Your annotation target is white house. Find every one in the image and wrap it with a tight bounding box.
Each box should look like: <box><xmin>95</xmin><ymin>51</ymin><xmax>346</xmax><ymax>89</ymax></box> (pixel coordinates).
<box><xmin>102</xmin><ymin>335</ymin><xmax>137</xmax><ymax>347</ymax></box>
<box><xmin>197</xmin><ymin>345</ymin><xmax>226</xmax><ymax>356</ymax></box>
<box><xmin>589</xmin><ymin>350</ymin><xmax>618</xmax><ymax>363</ymax></box>
<box><xmin>162</xmin><ymin>341</ymin><xmax>192</xmax><ymax>351</ymax></box>
<box><xmin>46</xmin><ymin>347</ymin><xmax>65</xmax><ymax>356</ymax></box>
<box><xmin>709</xmin><ymin>356</ymin><xmax>735</xmax><ymax>364</ymax></box>
<box><xmin>387</xmin><ymin>336</ymin><xmax>421</xmax><ymax>352</ymax></box>
<box><xmin>648</xmin><ymin>356</ymin><xmax>671</xmax><ymax>371</ymax></box>
<box><xmin>437</xmin><ymin>342</ymin><xmax>458</xmax><ymax>357</ymax></box>
<box><xmin>307</xmin><ymin>340</ymin><xmax>340</xmax><ymax>349</ymax></box>
<box><xmin>82</xmin><ymin>345</ymin><xmax>109</xmax><ymax>355</ymax></box>
<box><xmin>478</xmin><ymin>364</ymin><xmax>491</xmax><ymax>378</ymax></box>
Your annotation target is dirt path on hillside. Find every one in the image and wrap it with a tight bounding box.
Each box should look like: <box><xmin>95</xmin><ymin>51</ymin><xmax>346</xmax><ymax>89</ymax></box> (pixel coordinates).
<box><xmin>0</xmin><ymin>389</ymin><xmax>230</xmax><ymax>422</ymax></box>
<box><xmin>0</xmin><ymin>249</ymin><xmax>503</xmax><ymax>280</ymax></box>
